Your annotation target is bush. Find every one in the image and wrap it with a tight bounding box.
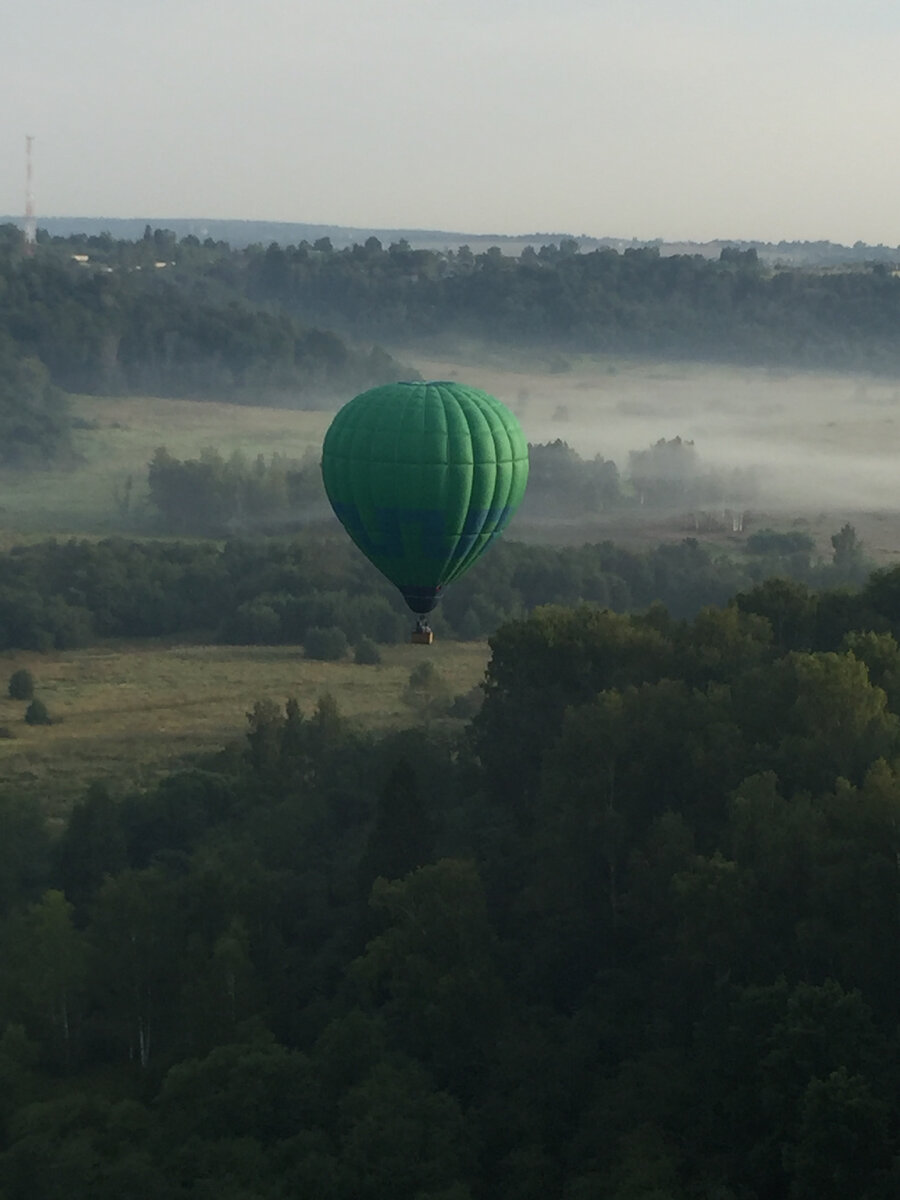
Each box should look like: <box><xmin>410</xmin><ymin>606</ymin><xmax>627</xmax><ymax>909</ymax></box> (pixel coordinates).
<box><xmin>408</xmin><ymin>661</ymin><xmax>441</xmax><ymax>691</ymax></box>
<box><xmin>7</xmin><ymin>669</ymin><xmax>34</xmax><ymax>701</ymax></box>
<box><xmin>354</xmin><ymin>636</ymin><xmax>382</xmax><ymax>665</ymax></box>
<box><xmin>746</xmin><ymin>528</ymin><xmax>815</xmax><ymax>556</ymax></box>
<box><xmin>404</xmin><ymin>660</ymin><xmax>451</xmax><ymax>714</ymax></box>
<box><xmin>304</xmin><ymin>626</ymin><xmax>349</xmax><ymax>661</ymax></box>
<box><xmin>448</xmin><ymin>686</ymin><xmax>483</xmax><ymax>720</ymax></box>
<box><xmin>220</xmin><ymin>600</ymin><xmax>282</xmax><ymax>644</ymax></box>
<box><xmin>24</xmin><ymin>698</ymin><xmax>51</xmax><ymax>726</ymax></box>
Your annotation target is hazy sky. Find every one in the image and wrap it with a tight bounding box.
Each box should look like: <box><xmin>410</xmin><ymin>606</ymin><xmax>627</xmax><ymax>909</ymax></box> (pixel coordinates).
<box><xmin>3</xmin><ymin>0</ymin><xmax>900</xmax><ymax>243</ymax></box>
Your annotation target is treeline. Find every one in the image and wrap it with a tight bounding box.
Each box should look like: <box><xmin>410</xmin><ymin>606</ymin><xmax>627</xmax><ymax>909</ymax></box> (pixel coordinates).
<box><xmin>0</xmin><ymin>525</ymin><xmax>873</xmax><ymax>653</ymax></box>
<box><xmin>22</xmin><ymin>214</ymin><xmax>900</xmax><ymax>265</ymax></box>
<box><xmin>2</xmin><ymin>591</ymin><xmax>900</xmax><ymax>1194</ymax></box>
<box><xmin>521</xmin><ymin>436</ymin><xmax>758</xmax><ymax>519</ymax></box>
<box><xmin>10</xmin><ymin>225</ymin><xmax>900</xmax><ymax>385</ymax></box>
<box><xmin>37</xmin><ymin>225</ymin><xmax>900</xmax><ymax>371</ymax></box>
<box><xmin>239</xmin><ymin>238</ymin><xmax>900</xmax><ymax>370</ymax></box>
<box><xmin>143</xmin><ymin>437</ymin><xmax>755</xmax><ymax>538</ymax></box>
<box><xmin>146</xmin><ymin>447</ymin><xmax>327</xmax><ymax>535</ymax></box>
<box><xmin>0</xmin><ymin>224</ymin><xmax>406</xmax><ymax>410</ymax></box>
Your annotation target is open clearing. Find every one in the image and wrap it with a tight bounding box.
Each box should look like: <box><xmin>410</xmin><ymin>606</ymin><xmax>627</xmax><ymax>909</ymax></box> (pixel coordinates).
<box><xmin>413</xmin><ymin>350</ymin><xmax>900</xmax><ymax>503</ymax></box>
<box><xmin>412</xmin><ymin>349</ymin><xmax>900</xmax><ymax>561</ymax></box>
<box><xmin>0</xmin><ymin>395</ymin><xmax>333</xmax><ymax>536</ymax></box>
<box><xmin>0</xmin><ymin>639</ymin><xmax>489</xmax><ymax>818</ymax></box>
<box><xmin>4</xmin><ymin>354</ymin><xmax>900</xmax><ymax>552</ymax></box>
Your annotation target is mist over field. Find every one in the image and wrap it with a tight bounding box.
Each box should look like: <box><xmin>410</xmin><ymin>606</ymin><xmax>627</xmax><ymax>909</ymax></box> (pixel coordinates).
<box><xmin>416</xmin><ymin>354</ymin><xmax>900</xmax><ymax>516</ymax></box>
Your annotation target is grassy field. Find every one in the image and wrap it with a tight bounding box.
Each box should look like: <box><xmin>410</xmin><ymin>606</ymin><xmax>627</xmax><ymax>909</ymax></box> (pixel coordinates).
<box><xmin>5</xmin><ymin>355</ymin><xmax>900</xmax><ymax>547</ymax></box>
<box><xmin>413</xmin><ymin>349</ymin><xmax>900</xmax><ymax>562</ymax></box>
<box><xmin>0</xmin><ymin>638</ymin><xmax>490</xmax><ymax>819</ymax></box>
<box><xmin>0</xmin><ymin>395</ymin><xmax>333</xmax><ymax>536</ymax></box>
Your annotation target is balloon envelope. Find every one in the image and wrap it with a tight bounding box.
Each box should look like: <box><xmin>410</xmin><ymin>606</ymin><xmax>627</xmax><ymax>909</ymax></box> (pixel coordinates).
<box><xmin>321</xmin><ymin>381</ymin><xmax>529</xmax><ymax>613</ymax></box>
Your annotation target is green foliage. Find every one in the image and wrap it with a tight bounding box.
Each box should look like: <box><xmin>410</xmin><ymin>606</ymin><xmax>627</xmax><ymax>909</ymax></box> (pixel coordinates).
<box><xmin>0</xmin><ymin>794</ymin><xmax>52</xmax><ymax>914</ymax></box>
<box><xmin>0</xmin><ymin>526</ymin><xmax>875</xmax><ymax>657</ymax></box>
<box><xmin>0</xmin><ymin>890</ymin><xmax>86</xmax><ymax>1068</ymax></box>
<box><xmin>0</xmin><ymin>243</ymin><xmax>406</xmax><ymax>404</ymax></box>
<box><xmin>0</xmin><ymin>336</ymin><xmax>72</xmax><ymax>467</ymax></box>
<box><xmin>354</xmin><ymin>636</ymin><xmax>382</xmax><ymax>665</ymax></box>
<box><xmin>746</xmin><ymin>528</ymin><xmax>816</xmax><ymax>556</ymax></box>
<box><xmin>7</xmin><ymin>670</ymin><xmax>34</xmax><ymax>701</ymax></box>
<box><xmin>147</xmin><ymin>445</ymin><xmax>324</xmax><ymax>535</ymax></box>
<box><xmin>229</xmin><ymin>229</ymin><xmax>900</xmax><ymax>372</ymax></box>
<box><xmin>404</xmin><ymin>660</ymin><xmax>451</xmax><ymax>714</ymax></box>
<box><xmin>831</xmin><ymin>522</ymin><xmax>866</xmax><ymax>578</ymax></box>
<box><xmin>358</xmin><ymin>760</ymin><xmax>434</xmax><ymax>893</ymax></box>
<box><xmin>304</xmin><ymin>625</ymin><xmax>349</xmax><ymax>661</ymax></box>
<box><xmin>9</xmin><ymin>229</ymin><xmax>900</xmax><ymax>427</ymax></box>
<box><xmin>408</xmin><ymin>660</ymin><xmax>440</xmax><ymax>691</ymax></box>
<box><xmin>447</xmin><ymin>686</ymin><xmax>483</xmax><ymax>720</ymax></box>
<box><xmin>57</xmin><ymin>783</ymin><xmax>127</xmax><ymax>911</ymax></box>
<box><xmin>4</xmin><ymin>540</ymin><xmax>900</xmax><ymax>1194</ymax></box>
<box><xmin>520</xmin><ymin>439</ymin><xmax>622</xmax><ymax>519</ymax></box>
<box><xmin>24</xmin><ymin>698</ymin><xmax>51</xmax><ymax>726</ymax></box>
<box><xmin>352</xmin><ymin>860</ymin><xmax>507</xmax><ymax>1093</ymax></box>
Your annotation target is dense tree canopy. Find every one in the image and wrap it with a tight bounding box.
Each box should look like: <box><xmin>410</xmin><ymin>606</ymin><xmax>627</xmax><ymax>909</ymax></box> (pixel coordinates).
<box><xmin>6</xmin><ymin>224</ymin><xmax>900</xmax><ymax>392</ymax></box>
<box><xmin>0</xmin><ymin>335</ymin><xmax>71</xmax><ymax>467</ymax></box>
<box><xmin>0</xmin><ymin>578</ymin><xmax>899</xmax><ymax>1196</ymax></box>
<box><xmin>0</xmin><ymin>520</ymin><xmax>877</xmax><ymax>653</ymax></box>
<box><xmin>0</xmin><ymin>224</ymin><xmax>406</xmax><ymax>409</ymax></box>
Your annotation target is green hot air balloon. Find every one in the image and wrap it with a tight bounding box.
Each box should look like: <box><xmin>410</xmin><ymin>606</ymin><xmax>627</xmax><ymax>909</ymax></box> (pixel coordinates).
<box><xmin>321</xmin><ymin>381</ymin><xmax>529</xmax><ymax>634</ymax></box>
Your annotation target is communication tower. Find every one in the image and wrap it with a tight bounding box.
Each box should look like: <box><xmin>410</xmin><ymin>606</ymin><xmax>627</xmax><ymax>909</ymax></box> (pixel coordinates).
<box><xmin>24</xmin><ymin>135</ymin><xmax>36</xmax><ymax>253</ymax></box>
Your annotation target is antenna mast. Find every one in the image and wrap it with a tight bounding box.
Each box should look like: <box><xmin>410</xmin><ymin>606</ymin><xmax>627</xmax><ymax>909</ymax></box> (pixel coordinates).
<box><xmin>24</xmin><ymin>135</ymin><xmax>36</xmax><ymax>254</ymax></box>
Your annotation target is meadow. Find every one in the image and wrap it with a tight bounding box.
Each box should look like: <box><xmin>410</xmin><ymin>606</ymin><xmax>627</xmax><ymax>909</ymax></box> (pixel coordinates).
<box><xmin>0</xmin><ymin>638</ymin><xmax>489</xmax><ymax>816</ymax></box>
<box><xmin>3</xmin><ymin>353</ymin><xmax>900</xmax><ymax>543</ymax></box>
<box><xmin>416</xmin><ymin>349</ymin><xmax>900</xmax><ymax>560</ymax></box>
<box><xmin>0</xmin><ymin>394</ymin><xmax>333</xmax><ymax>536</ymax></box>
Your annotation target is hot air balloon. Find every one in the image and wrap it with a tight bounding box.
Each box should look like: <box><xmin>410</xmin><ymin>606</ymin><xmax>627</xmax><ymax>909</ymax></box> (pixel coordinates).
<box><xmin>321</xmin><ymin>381</ymin><xmax>529</xmax><ymax>642</ymax></box>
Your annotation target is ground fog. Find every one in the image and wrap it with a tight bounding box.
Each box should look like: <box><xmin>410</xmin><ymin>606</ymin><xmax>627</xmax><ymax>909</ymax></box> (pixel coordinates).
<box><xmin>414</xmin><ymin>352</ymin><xmax>900</xmax><ymax>558</ymax></box>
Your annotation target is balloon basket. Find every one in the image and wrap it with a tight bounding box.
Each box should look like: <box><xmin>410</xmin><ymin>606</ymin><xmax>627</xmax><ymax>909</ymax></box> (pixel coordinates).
<box><xmin>410</xmin><ymin>630</ymin><xmax>434</xmax><ymax>645</ymax></box>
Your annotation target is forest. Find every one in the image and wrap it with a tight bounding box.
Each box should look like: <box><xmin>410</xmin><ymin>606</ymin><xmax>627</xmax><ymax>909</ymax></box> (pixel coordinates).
<box><xmin>1</xmin><ymin>583</ymin><xmax>900</xmax><ymax>1197</ymax></box>
<box><xmin>141</xmin><ymin>437</ymin><xmax>756</xmax><ymax>538</ymax></box>
<box><xmin>0</xmin><ymin>521</ymin><xmax>871</xmax><ymax>653</ymax></box>
<box><xmin>0</xmin><ymin>224</ymin><xmax>405</xmax><ymax>428</ymax></box>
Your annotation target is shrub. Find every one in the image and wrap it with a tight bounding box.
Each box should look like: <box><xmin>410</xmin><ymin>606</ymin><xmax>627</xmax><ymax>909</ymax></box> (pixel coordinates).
<box><xmin>746</xmin><ymin>528</ymin><xmax>815</xmax><ymax>556</ymax></box>
<box><xmin>7</xmin><ymin>669</ymin><xmax>34</xmax><ymax>701</ymax></box>
<box><xmin>408</xmin><ymin>661</ymin><xmax>440</xmax><ymax>691</ymax></box>
<box><xmin>448</xmin><ymin>686</ymin><xmax>484</xmax><ymax>720</ymax></box>
<box><xmin>220</xmin><ymin>600</ymin><xmax>282</xmax><ymax>644</ymax></box>
<box><xmin>404</xmin><ymin>660</ymin><xmax>451</xmax><ymax>714</ymax></box>
<box><xmin>304</xmin><ymin>626</ymin><xmax>349</xmax><ymax>661</ymax></box>
<box><xmin>24</xmin><ymin>698</ymin><xmax>51</xmax><ymax>726</ymax></box>
<box><xmin>354</xmin><ymin>637</ymin><xmax>382</xmax><ymax>665</ymax></box>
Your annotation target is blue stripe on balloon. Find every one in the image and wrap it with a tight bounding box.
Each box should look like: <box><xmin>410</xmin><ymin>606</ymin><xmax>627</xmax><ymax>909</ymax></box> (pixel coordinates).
<box><xmin>329</xmin><ymin>501</ymin><xmax>514</xmax><ymax>569</ymax></box>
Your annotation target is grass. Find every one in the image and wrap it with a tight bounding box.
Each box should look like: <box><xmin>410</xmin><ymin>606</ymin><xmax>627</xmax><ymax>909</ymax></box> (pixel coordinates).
<box><xmin>0</xmin><ymin>395</ymin><xmax>334</xmax><ymax>535</ymax></box>
<box><xmin>0</xmin><ymin>638</ymin><xmax>490</xmax><ymax>819</ymax></box>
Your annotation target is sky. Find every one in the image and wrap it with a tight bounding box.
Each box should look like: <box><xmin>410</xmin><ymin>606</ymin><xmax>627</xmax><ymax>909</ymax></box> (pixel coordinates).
<box><xmin>3</xmin><ymin>0</ymin><xmax>900</xmax><ymax>245</ymax></box>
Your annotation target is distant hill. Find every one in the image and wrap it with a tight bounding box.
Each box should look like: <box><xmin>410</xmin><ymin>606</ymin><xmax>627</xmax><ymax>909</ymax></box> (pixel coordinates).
<box><xmin>2</xmin><ymin>215</ymin><xmax>899</xmax><ymax>266</ymax></box>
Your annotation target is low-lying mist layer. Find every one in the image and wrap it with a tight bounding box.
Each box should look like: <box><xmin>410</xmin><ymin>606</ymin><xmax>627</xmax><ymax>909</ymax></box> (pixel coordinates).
<box><xmin>419</xmin><ymin>355</ymin><xmax>900</xmax><ymax>515</ymax></box>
